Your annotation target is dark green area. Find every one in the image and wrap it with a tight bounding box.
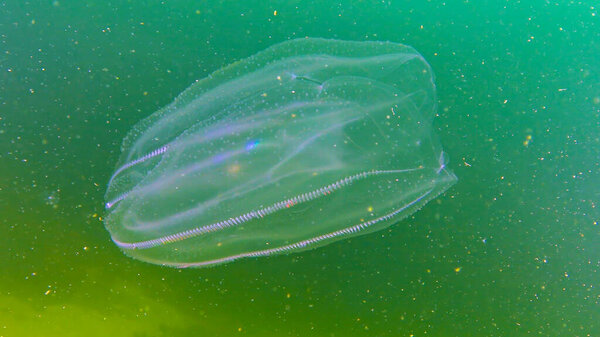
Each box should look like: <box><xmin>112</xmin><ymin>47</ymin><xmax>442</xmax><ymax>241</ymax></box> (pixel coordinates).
<box><xmin>1</xmin><ymin>1</ymin><xmax>598</xmax><ymax>336</ymax></box>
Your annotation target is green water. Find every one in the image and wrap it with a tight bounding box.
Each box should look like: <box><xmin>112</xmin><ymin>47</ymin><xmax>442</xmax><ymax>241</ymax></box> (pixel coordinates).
<box><xmin>1</xmin><ymin>1</ymin><xmax>598</xmax><ymax>336</ymax></box>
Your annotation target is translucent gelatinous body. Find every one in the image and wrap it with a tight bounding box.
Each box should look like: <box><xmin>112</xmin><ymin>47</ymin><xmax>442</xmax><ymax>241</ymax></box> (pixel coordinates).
<box><xmin>104</xmin><ymin>38</ymin><xmax>457</xmax><ymax>267</ymax></box>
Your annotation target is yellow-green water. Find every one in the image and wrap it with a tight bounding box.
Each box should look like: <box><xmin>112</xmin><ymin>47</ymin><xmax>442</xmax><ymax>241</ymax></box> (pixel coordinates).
<box><xmin>1</xmin><ymin>1</ymin><xmax>598</xmax><ymax>336</ymax></box>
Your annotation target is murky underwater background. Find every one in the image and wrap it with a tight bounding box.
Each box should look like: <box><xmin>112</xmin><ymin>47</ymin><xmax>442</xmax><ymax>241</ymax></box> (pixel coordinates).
<box><xmin>1</xmin><ymin>1</ymin><xmax>598</xmax><ymax>336</ymax></box>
